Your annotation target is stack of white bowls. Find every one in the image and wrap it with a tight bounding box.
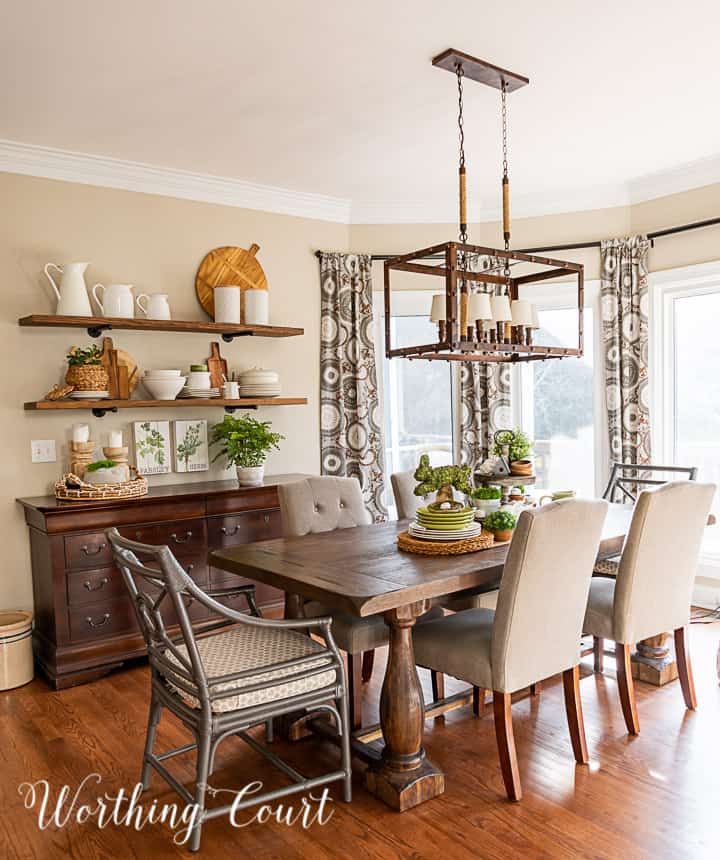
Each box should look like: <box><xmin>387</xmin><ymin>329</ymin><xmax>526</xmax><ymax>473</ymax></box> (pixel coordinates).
<box><xmin>238</xmin><ymin>368</ymin><xmax>281</xmax><ymax>397</ymax></box>
<box><xmin>143</xmin><ymin>369</ymin><xmax>186</xmax><ymax>400</ymax></box>
<box><xmin>182</xmin><ymin>367</ymin><xmax>220</xmax><ymax>399</ymax></box>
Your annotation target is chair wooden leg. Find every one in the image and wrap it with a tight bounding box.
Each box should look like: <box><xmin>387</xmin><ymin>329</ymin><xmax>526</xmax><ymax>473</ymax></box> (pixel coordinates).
<box><xmin>472</xmin><ymin>686</ymin><xmax>486</xmax><ymax>716</ymax></box>
<box><xmin>593</xmin><ymin>636</ymin><xmax>604</xmax><ymax>674</ymax></box>
<box><xmin>615</xmin><ymin>643</ymin><xmax>640</xmax><ymax>735</ymax></box>
<box><xmin>492</xmin><ymin>692</ymin><xmax>522</xmax><ymax>801</ymax></box>
<box><xmin>562</xmin><ymin>665</ymin><xmax>589</xmax><ymax>764</ymax></box>
<box><xmin>431</xmin><ymin>670</ymin><xmax>445</xmax><ymax>702</ymax></box>
<box><xmin>361</xmin><ymin>650</ymin><xmax>375</xmax><ymax>684</ymax></box>
<box><xmin>347</xmin><ymin>653</ymin><xmax>363</xmax><ymax>731</ymax></box>
<box><xmin>674</xmin><ymin>626</ymin><xmax>697</xmax><ymax>710</ymax></box>
<box><xmin>529</xmin><ymin>681</ymin><xmax>541</xmax><ymax>696</ymax></box>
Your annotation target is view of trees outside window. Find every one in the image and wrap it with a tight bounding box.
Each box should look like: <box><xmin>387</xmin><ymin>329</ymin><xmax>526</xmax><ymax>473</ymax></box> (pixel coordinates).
<box><xmin>381</xmin><ymin>315</ymin><xmax>454</xmax><ymax>514</ymax></box>
<box><xmin>525</xmin><ymin>308</ymin><xmax>595</xmax><ymax>496</ymax></box>
<box><xmin>673</xmin><ymin>290</ymin><xmax>720</xmax><ymax>553</ymax></box>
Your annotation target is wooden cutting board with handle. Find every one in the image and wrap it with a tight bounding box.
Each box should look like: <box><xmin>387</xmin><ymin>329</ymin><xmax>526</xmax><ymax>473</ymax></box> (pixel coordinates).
<box><xmin>207</xmin><ymin>342</ymin><xmax>228</xmax><ymax>390</ymax></box>
<box><xmin>195</xmin><ymin>244</ymin><xmax>268</xmax><ymax>320</ymax></box>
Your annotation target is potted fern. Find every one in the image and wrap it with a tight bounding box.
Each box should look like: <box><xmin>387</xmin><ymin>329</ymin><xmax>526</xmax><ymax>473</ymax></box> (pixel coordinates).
<box><xmin>210</xmin><ymin>414</ymin><xmax>284</xmax><ymax>486</ymax></box>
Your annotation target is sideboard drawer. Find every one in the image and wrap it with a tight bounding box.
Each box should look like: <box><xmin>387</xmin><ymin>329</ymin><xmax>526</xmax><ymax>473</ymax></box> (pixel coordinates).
<box><xmin>67</xmin><ymin>566</ymin><xmax>125</xmax><ymax>606</ymax></box>
<box><xmin>207</xmin><ymin>509</ymin><xmax>283</xmax><ymax>548</ymax></box>
<box><xmin>69</xmin><ymin>598</ymin><xmax>137</xmax><ymax>642</ymax></box>
<box><xmin>65</xmin><ymin>533</ymin><xmax>114</xmax><ymax>570</ymax></box>
<box><xmin>155</xmin><ymin>519</ymin><xmax>207</xmax><ymax>555</ymax></box>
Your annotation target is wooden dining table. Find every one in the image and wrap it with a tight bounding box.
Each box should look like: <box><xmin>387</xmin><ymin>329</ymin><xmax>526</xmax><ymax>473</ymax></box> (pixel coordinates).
<box><xmin>209</xmin><ymin>504</ymin><xmax>633</xmax><ymax>811</ymax></box>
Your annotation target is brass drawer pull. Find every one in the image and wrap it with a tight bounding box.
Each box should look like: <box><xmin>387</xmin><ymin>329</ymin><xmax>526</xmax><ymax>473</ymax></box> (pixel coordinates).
<box><xmin>220</xmin><ymin>525</ymin><xmax>241</xmax><ymax>536</ymax></box>
<box><xmin>83</xmin><ymin>577</ymin><xmax>109</xmax><ymax>592</ymax></box>
<box><xmin>81</xmin><ymin>542</ymin><xmax>107</xmax><ymax>556</ymax></box>
<box><xmin>85</xmin><ymin>613</ymin><xmax>110</xmax><ymax>628</ymax></box>
<box><xmin>263</xmin><ymin>514</ymin><xmax>270</xmax><ymax>523</ymax></box>
<box><xmin>170</xmin><ymin>531</ymin><xmax>193</xmax><ymax>544</ymax></box>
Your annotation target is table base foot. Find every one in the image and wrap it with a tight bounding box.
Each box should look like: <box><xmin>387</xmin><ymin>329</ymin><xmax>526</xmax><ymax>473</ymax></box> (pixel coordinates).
<box><xmin>365</xmin><ymin>758</ymin><xmax>444</xmax><ymax>811</ymax></box>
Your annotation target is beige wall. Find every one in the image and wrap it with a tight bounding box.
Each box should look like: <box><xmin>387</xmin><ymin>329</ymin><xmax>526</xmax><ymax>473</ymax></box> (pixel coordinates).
<box><xmin>2</xmin><ymin>170</ymin><xmax>719</xmax><ymax>611</ymax></box>
<box><xmin>0</xmin><ymin>172</ymin><xmax>348</xmax><ymax>609</ymax></box>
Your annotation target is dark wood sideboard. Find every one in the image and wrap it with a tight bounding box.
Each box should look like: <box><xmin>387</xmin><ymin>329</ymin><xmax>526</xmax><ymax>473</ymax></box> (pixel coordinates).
<box><xmin>16</xmin><ymin>475</ymin><xmax>306</xmax><ymax>689</ymax></box>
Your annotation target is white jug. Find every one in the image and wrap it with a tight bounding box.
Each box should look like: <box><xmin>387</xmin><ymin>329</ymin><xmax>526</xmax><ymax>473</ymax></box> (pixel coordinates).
<box><xmin>44</xmin><ymin>262</ymin><xmax>93</xmax><ymax>317</ymax></box>
<box><xmin>136</xmin><ymin>293</ymin><xmax>171</xmax><ymax>320</ymax></box>
<box><xmin>92</xmin><ymin>283</ymin><xmax>135</xmax><ymax>318</ymax></box>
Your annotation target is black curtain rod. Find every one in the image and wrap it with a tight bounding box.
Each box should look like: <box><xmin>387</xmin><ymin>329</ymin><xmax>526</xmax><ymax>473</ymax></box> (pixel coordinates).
<box><xmin>314</xmin><ymin>216</ymin><xmax>720</xmax><ymax>261</ymax></box>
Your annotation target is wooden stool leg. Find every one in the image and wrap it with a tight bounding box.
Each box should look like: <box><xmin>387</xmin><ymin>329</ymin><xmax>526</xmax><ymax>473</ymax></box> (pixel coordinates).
<box><xmin>492</xmin><ymin>692</ymin><xmax>522</xmax><ymax>801</ymax></box>
<box><xmin>562</xmin><ymin>665</ymin><xmax>589</xmax><ymax>764</ymax></box>
<box><xmin>361</xmin><ymin>650</ymin><xmax>375</xmax><ymax>684</ymax></box>
<box><xmin>593</xmin><ymin>636</ymin><xmax>604</xmax><ymax>674</ymax></box>
<box><xmin>472</xmin><ymin>686</ymin><xmax>486</xmax><ymax>716</ymax></box>
<box><xmin>674</xmin><ymin>626</ymin><xmax>697</xmax><ymax>710</ymax></box>
<box><xmin>529</xmin><ymin>681</ymin><xmax>541</xmax><ymax>696</ymax></box>
<box><xmin>347</xmin><ymin>653</ymin><xmax>363</xmax><ymax>731</ymax></box>
<box><xmin>431</xmin><ymin>670</ymin><xmax>445</xmax><ymax>702</ymax></box>
<box><xmin>615</xmin><ymin>643</ymin><xmax>640</xmax><ymax>735</ymax></box>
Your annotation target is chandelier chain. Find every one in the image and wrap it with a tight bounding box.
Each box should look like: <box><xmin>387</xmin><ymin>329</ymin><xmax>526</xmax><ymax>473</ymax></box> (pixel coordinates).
<box><xmin>501</xmin><ymin>79</ymin><xmax>510</xmax><ymax>273</ymax></box>
<box><xmin>456</xmin><ymin>63</ymin><xmax>467</xmax><ymax>246</ymax></box>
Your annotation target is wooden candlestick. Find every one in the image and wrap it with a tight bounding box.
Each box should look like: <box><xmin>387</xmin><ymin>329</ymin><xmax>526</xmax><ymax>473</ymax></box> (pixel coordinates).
<box><xmin>69</xmin><ymin>441</ymin><xmax>95</xmax><ymax>476</ymax></box>
<box><xmin>103</xmin><ymin>446</ymin><xmax>129</xmax><ymax>466</ymax></box>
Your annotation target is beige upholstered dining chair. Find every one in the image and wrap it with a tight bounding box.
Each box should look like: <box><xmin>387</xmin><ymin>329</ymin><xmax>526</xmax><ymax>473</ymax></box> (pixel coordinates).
<box><xmin>583</xmin><ymin>481</ymin><xmax>715</xmax><ymax>735</ymax></box>
<box><xmin>413</xmin><ymin>498</ymin><xmax>608</xmax><ymax>801</ymax></box>
<box><xmin>279</xmin><ymin>476</ymin><xmax>442</xmax><ymax>730</ymax></box>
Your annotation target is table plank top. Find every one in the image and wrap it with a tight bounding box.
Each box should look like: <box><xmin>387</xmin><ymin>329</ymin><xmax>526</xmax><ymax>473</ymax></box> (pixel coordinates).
<box><xmin>209</xmin><ymin>504</ymin><xmax>633</xmax><ymax>618</ymax></box>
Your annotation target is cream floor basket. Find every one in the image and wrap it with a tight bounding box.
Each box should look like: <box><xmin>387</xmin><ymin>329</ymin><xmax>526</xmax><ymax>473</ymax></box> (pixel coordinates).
<box><xmin>0</xmin><ymin>610</ymin><xmax>33</xmax><ymax>690</ymax></box>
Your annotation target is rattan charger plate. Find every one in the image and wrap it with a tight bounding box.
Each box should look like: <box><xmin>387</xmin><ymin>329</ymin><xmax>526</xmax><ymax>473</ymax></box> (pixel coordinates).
<box><xmin>398</xmin><ymin>530</ymin><xmax>499</xmax><ymax>556</ymax></box>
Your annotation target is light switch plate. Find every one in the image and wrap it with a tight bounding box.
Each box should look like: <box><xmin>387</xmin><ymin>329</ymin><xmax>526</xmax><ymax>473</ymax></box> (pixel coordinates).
<box><xmin>31</xmin><ymin>439</ymin><xmax>56</xmax><ymax>463</ymax></box>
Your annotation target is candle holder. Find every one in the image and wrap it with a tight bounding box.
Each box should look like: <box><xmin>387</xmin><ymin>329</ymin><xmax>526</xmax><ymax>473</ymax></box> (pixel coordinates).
<box><xmin>69</xmin><ymin>441</ymin><xmax>95</xmax><ymax>476</ymax></box>
<box><xmin>103</xmin><ymin>446</ymin><xmax>131</xmax><ymax>482</ymax></box>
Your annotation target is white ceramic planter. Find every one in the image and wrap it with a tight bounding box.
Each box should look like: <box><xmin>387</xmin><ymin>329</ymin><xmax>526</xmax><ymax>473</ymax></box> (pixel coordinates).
<box><xmin>236</xmin><ymin>465</ymin><xmax>264</xmax><ymax>486</ymax></box>
<box><xmin>471</xmin><ymin>498</ymin><xmax>501</xmax><ymax>514</ymax></box>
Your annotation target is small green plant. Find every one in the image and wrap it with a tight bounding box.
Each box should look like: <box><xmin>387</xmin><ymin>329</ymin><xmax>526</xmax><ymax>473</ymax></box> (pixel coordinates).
<box><xmin>493</xmin><ymin>428</ymin><xmax>533</xmax><ymax>463</ymax></box>
<box><xmin>483</xmin><ymin>510</ymin><xmax>517</xmax><ymax>532</ymax></box>
<box><xmin>85</xmin><ymin>459</ymin><xmax>117</xmax><ymax>472</ymax></box>
<box><xmin>66</xmin><ymin>345</ymin><xmax>103</xmax><ymax>366</ymax></box>
<box><xmin>210</xmin><ymin>415</ymin><xmax>284</xmax><ymax>468</ymax></box>
<box><xmin>137</xmin><ymin>422</ymin><xmax>166</xmax><ymax>466</ymax></box>
<box><xmin>471</xmin><ymin>486</ymin><xmax>502</xmax><ymax>500</ymax></box>
<box><xmin>176</xmin><ymin>422</ymin><xmax>203</xmax><ymax>469</ymax></box>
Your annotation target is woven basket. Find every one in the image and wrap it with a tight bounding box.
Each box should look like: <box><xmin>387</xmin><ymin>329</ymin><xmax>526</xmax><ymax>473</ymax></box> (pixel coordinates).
<box><xmin>55</xmin><ymin>469</ymin><xmax>148</xmax><ymax>502</ymax></box>
<box><xmin>65</xmin><ymin>364</ymin><xmax>109</xmax><ymax>391</ymax></box>
<box><xmin>397</xmin><ymin>530</ymin><xmax>497</xmax><ymax>556</ymax></box>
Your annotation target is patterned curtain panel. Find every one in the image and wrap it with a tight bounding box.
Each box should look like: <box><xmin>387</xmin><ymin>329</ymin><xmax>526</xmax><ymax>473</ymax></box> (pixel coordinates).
<box><xmin>460</xmin><ymin>363</ymin><xmax>513</xmax><ymax>472</ymax></box>
<box><xmin>600</xmin><ymin>236</ymin><xmax>652</xmax><ymax>465</ymax></box>
<box><xmin>319</xmin><ymin>252</ymin><xmax>387</xmax><ymax>520</ymax></box>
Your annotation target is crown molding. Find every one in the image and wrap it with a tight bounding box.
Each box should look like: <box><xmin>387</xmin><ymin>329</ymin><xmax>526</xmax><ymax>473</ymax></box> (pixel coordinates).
<box><xmin>0</xmin><ymin>139</ymin><xmax>352</xmax><ymax>223</ymax></box>
<box><xmin>1</xmin><ymin>138</ymin><xmax>718</xmax><ymax>226</ymax></box>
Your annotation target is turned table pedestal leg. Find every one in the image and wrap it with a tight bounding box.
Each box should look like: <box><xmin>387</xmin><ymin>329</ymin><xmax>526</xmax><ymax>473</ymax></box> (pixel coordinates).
<box><xmin>631</xmin><ymin>632</ymin><xmax>678</xmax><ymax>686</ymax></box>
<box><xmin>365</xmin><ymin>601</ymin><xmax>444</xmax><ymax>811</ymax></box>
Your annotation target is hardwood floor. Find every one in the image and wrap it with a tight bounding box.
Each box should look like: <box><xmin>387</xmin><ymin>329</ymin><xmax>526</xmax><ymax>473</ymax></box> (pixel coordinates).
<box><xmin>2</xmin><ymin>620</ymin><xmax>720</xmax><ymax>858</ymax></box>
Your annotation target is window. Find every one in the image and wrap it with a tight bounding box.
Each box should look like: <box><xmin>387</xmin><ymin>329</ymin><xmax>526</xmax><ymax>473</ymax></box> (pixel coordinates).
<box><xmin>654</xmin><ymin>266</ymin><xmax>720</xmax><ymax>561</ymax></box>
<box><xmin>518</xmin><ymin>290</ymin><xmax>601</xmax><ymax>497</ymax></box>
<box><xmin>373</xmin><ymin>291</ymin><xmax>456</xmax><ymax>517</ymax></box>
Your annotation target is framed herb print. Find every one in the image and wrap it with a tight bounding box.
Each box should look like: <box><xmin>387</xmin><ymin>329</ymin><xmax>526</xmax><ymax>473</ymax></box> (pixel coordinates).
<box><xmin>133</xmin><ymin>420</ymin><xmax>171</xmax><ymax>475</ymax></box>
<box><xmin>173</xmin><ymin>419</ymin><xmax>209</xmax><ymax>473</ymax></box>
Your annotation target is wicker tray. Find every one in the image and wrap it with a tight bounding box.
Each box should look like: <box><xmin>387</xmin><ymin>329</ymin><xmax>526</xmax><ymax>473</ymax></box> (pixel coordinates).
<box><xmin>397</xmin><ymin>530</ymin><xmax>500</xmax><ymax>556</ymax></box>
<box><xmin>54</xmin><ymin>470</ymin><xmax>148</xmax><ymax>502</ymax></box>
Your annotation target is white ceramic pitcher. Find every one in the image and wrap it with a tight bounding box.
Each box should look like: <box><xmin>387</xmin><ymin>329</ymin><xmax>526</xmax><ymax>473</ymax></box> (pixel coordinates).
<box><xmin>136</xmin><ymin>293</ymin><xmax>171</xmax><ymax>320</ymax></box>
<box><xmin>92</xmin><ymin>283</ymin><xmax>135</xmax><ymax>318</ymax></box>
<box><xmin>44</xmin><ymin>262</ymin><xmax>93</xmax><ymax>317</ymax></box>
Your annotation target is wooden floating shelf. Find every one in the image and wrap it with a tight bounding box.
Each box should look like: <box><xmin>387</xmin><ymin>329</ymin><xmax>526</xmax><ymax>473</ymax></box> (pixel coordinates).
<box><xmin>18</xmin><ymin>314</ymin><xmax>304</xmax><ymax>341</ymax></box>
<box><xmin>24</xmin><ymin>397</ymin><xmax>307</xmax><ymax>418</ymax></box>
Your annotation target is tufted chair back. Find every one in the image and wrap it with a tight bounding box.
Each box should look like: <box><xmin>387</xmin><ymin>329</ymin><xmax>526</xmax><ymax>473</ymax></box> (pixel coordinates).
<box><xmin>279</xmin><ymin>476</ymin><xmax>371</xmax><ymax>537</ymax></box>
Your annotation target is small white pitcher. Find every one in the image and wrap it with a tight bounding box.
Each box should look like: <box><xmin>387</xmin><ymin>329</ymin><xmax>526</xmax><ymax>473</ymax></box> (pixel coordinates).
<box><xmin>136</xmin><ymin>293</ymin><xmax>171</xmax><ymax>320</ymax></box>
<box><xmin>92</xmin><ymin>283</ymin><xmax>134</xmax><ymax>318</ymax></box>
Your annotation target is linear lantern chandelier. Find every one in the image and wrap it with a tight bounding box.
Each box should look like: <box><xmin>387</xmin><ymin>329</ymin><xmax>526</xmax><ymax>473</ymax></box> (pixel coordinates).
<box><xmin>383</xmin><ymin>49</ymin><xmax>584</xmax><ymax>363</ymax></box>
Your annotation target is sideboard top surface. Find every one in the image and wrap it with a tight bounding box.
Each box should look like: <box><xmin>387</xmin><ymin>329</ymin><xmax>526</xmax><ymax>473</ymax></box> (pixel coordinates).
<box><xmin>16</xmin><ymin>474</ymin><xmax>308</xmax><ymax>516</ymax></box>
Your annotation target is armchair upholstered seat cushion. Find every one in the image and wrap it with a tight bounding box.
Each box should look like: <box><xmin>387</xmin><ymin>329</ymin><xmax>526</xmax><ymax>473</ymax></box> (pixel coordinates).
<box><xmin>593</xmin><ymin>557</ymin><xmax>620</xmax><ymax>577</ymax></box>
<box><xmin>167</xmin><ymin>626</ymin><xmax>339</xmax><ymax>714</ymax></box>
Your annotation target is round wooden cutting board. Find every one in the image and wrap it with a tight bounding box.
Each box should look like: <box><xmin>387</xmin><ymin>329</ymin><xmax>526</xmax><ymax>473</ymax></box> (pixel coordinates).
<box><xmin>116</xmin><ymin>348</ymin><xmax>139</xmax><ymax>393</ymax></box>
<box><xmin>195</xmin><ymin>244</ymin><xmax>268</xmax><ymax>320</ymax></box>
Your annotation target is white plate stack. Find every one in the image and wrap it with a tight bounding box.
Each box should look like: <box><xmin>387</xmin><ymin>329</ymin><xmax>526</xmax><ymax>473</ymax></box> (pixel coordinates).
<box><xmin>239</xmin><ymin>368</ymin><xmax>281</xmax><ymax>397</ymax></box>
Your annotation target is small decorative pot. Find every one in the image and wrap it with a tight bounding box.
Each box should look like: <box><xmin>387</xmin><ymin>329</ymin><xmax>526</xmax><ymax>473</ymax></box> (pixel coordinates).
<box><xmin>492</xmin><ymin>528</ymin><xmax>514</xmax><ymax>542</ymax></box>
<box><xmin>236</xmin><ymin>465</ymin><xmax>264</xmax><ymax>487</ymax></box>
<box><xmin>510</xmin><ymin>459</ymin><xmax>533</xmax><ymax>477</ymax></box>
<box><xmin>65</xmin><ymin>364</ymin><xmax>109</xmax><ymax>391</ymax></box>
<box><xmin>472</xmin><ymin>498</ymin><xmax>501</xmax><ymax>514</ymax></box>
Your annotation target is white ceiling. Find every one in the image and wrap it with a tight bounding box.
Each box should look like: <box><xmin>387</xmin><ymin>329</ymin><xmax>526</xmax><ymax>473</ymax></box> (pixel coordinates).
<box><xmin>2</xmin><ymin>0</ymin><xmax>720</xmax><ymax>222</ymax></box>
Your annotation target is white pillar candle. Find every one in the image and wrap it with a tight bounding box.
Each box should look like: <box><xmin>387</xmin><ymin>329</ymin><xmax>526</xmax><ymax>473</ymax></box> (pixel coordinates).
<box><xmin>108</xmin><ymin>430</ymin><xmax>123</xmax><ymax>448</ymax></box>
<box><xmin>244</xmin><ymin>289</ymin><xmax>269</xmax><ymax>325</ymax></box>
<box><xmin>72</xmin><ymin>423</ymin><xmax>90</xmax><ymax>443</ymax></box>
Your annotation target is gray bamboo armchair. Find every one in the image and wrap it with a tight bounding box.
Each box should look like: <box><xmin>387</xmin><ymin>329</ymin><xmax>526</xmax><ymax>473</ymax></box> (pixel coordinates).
<box><xmin>107</xmin><ymin>528</ymin><xmax>352</xmax><ymax>852</ymax></box>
